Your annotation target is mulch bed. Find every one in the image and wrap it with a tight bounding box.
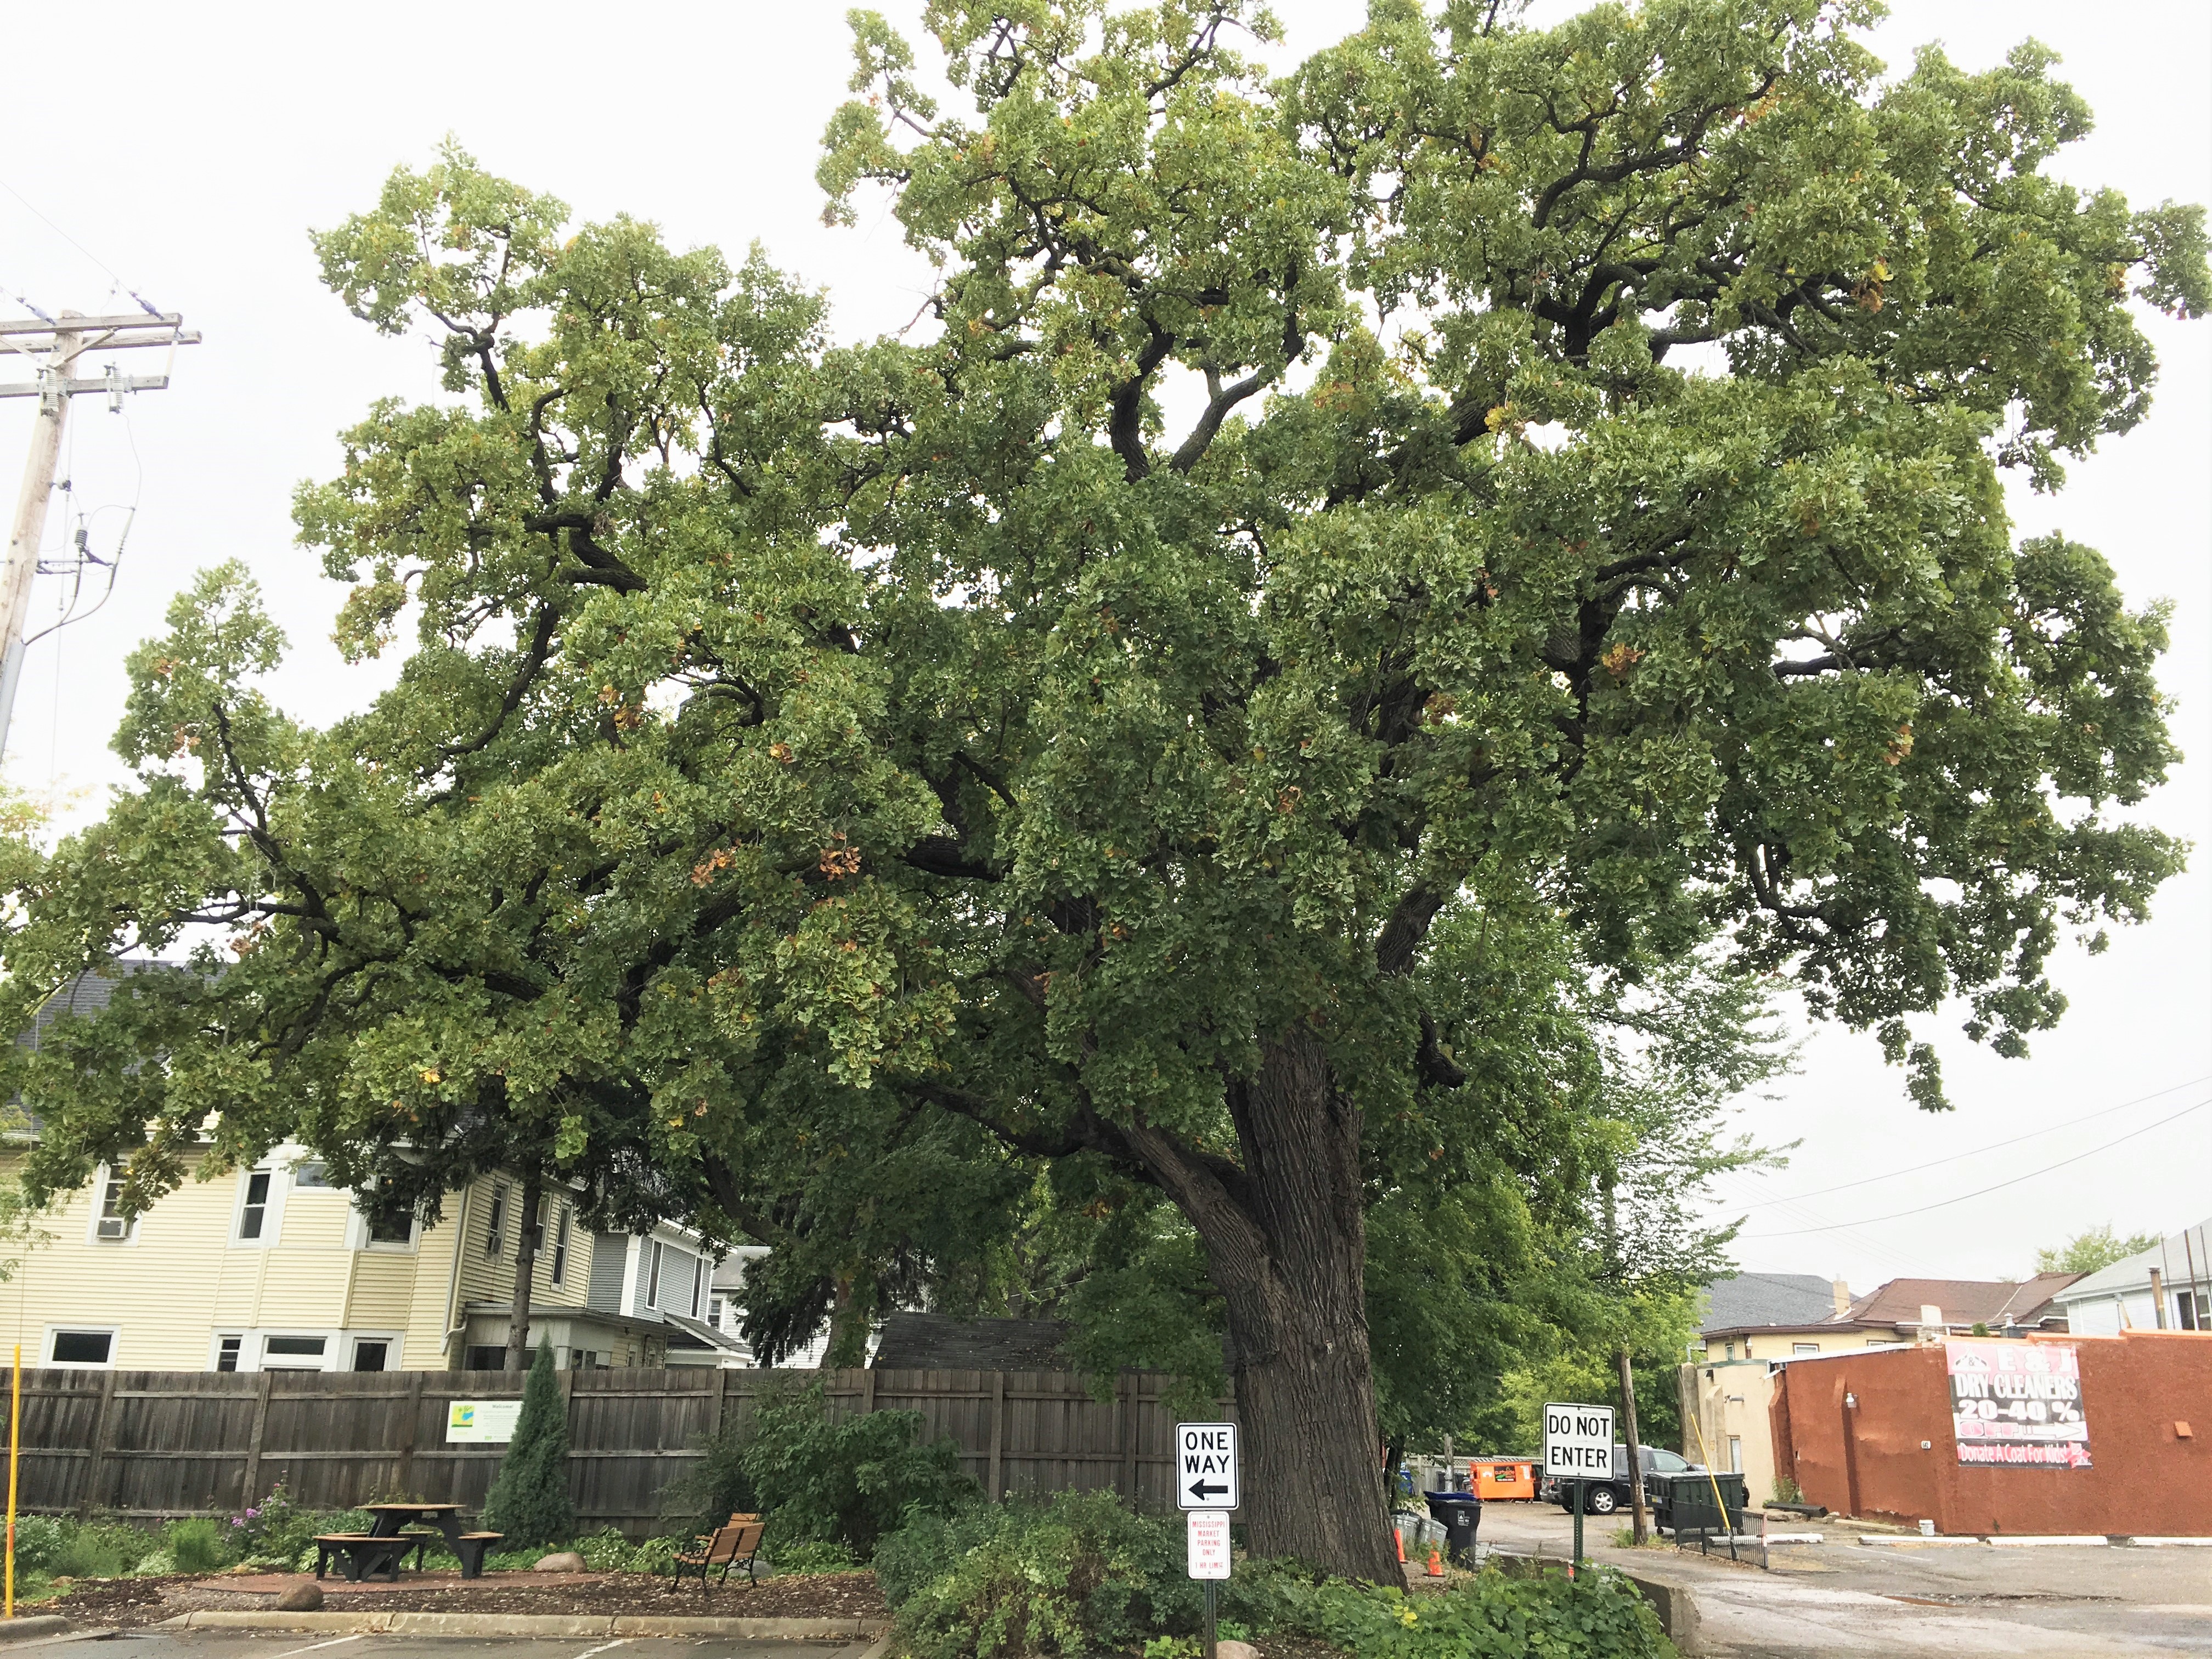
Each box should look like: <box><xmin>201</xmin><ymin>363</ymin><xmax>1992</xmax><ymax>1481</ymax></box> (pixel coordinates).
<box><xmin>48</xmin><ymin>1569</ymin><xmax>887</xmax><ymax>1631</ymax></box>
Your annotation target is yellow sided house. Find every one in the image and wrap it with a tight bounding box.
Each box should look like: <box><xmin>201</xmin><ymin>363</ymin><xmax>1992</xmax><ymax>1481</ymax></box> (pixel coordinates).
<box><xmin>0</xmin><ymin>1145</ymin><xmax>746</xmax><ymax>1373</ymax></box>
<box><xmin>0</xmin><ymin>970</ymin><xmax>747</xmax><ymax>1374</ymax></box>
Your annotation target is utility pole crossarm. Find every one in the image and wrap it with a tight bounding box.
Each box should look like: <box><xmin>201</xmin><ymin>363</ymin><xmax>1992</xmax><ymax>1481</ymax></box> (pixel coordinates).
<box><xmin>0</xmin><ymin>307</ymin><xmax>200</xmax><ymax>754</ymax></box>
<box><xmin>0</xmin><ymin>312</ymin><xmax>191</xmax><ymax>338</ymax></box>
<box><xmin>0</xmin><ymin>374</ymin><xmax>173</xmax><ymax>399</ymax></box>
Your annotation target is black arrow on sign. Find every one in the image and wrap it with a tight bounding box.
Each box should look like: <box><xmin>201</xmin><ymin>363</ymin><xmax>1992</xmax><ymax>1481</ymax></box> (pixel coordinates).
<box><xmin>1189</xmin><ymin>1480</ymin><xmax>1229</xmax><ymax>1500</ymax></box>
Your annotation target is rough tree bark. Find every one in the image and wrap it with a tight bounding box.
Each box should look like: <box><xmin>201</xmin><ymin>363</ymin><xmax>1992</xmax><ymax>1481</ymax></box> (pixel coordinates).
<box><xmin>1127</xmin><ymin>1029</ymin><xmax>1400</xmax><ymax>1582</ymax></box>
<box><xmin>504</xmin><ymin>1171</ymin><xmax>542</xmax><ymax>1374</ymax></box>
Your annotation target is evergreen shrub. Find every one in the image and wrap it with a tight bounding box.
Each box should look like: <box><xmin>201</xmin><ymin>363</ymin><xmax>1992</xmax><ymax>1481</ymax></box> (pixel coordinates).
<box><xmin>481</xmin><ymin>1340</ymin><xmax>576</xmax><ymax>1547</ymax></box>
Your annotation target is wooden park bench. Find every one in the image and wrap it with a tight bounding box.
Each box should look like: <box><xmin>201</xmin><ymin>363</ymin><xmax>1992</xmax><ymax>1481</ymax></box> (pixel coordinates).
<box><xmin>672</xmin><ymin>1519</ymin><xmax>766</xmax><ymax>1590</ymax></box>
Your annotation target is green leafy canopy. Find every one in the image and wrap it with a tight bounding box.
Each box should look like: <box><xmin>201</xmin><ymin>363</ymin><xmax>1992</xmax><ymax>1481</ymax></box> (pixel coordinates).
<box><xmin>0</xmin><ymin>0</ymin><xmax>2199</xmax><ymax>1571</ymax></box>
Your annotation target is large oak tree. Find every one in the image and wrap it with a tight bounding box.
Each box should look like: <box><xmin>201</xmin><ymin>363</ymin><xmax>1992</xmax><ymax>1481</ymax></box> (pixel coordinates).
<box><xmin>3</xmin><ymin>0</ymin><xmax>2203</xmax><ymax>1579</ymax></box>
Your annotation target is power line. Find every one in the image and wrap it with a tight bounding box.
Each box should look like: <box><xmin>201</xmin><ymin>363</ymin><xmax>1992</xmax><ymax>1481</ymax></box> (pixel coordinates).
<box><xmin>1718</xmin><ymin>1073</ymin><xmax>2212</xmax><ymax>1210</ymax></box>
<box><xmin>1741</xmin><ymin>1097</ymin><xmax>2212</xmax><ymax>1238</ymax></box>
<box><xmin>0</xmin><ymin>178</ymin><xmax>162</xmax><ymax>316</ymax></box>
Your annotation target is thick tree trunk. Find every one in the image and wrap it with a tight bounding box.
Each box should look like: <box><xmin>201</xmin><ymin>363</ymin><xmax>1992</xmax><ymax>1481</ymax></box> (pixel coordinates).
<box><xmin>821</xmin><ymin>1273</ymin><xmax>870</xmax><ymax>1368</ymax></box>
<box><xmin>504</xmin><ymin>1172</ymin><xmax>541</xmax><ymax>1374</ymax></box>
<box><xmin>1132</xmin><ymin>1029</ymin><xmax>1398</xmax><ymax>1583</ymax></box>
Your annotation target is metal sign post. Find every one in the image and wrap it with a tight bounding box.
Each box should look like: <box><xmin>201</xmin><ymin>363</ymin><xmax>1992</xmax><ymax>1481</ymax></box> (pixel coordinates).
<box><xmin>1187</xmin><ymin>1511</ymin><xmax>1230</xmax><ymax>1659</ymax></box>
<box><xmin>1543</xmin><ymin>1402</ymin><xmax>1614</xmax><ymax>1579</ymax></box>
<box><xmin>1178</xmin><ymin>1423</ymin><xmax>1238</xmax><ymax>1659</ymax></box>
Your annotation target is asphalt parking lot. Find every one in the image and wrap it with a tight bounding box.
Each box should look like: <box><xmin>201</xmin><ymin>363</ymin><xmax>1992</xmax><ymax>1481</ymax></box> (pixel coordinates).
<box><xmin>1472</xmin><ymin>1497</ymin><xmax>2212</xmax><ymax>1656</ymax></box>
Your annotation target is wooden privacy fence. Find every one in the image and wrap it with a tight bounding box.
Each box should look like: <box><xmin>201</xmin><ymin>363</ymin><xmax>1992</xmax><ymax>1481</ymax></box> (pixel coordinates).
<box><xmin>11</xmin><ymin>1367</ymin><xmax>1224</xmax><ymax>1530</ymax></box>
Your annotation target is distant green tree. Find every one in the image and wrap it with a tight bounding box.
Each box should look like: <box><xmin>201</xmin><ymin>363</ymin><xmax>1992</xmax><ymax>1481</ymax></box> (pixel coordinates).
<box><xmin>2036</xmin><ymin>1224</ymin><xmax>2160</xmax><ymax>1276</ymax></box>
<box><xmin>481</xmin><ymin>1341</ymin><xmax>575</xmax><ymax>1548</ymax></box>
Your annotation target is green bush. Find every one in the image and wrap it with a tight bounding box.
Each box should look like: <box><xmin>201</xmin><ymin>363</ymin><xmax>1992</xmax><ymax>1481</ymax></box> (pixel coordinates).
<box><xmin>163</xmin><ymin>1517</ymin><xmax>235</xmax><ymax>1575</ymax></box>
<box><xmin>572</xmin><ymin>1527</ymin><xmax>637</xmax><ymax>1571</ymax></box>
<box><xmin>59</xmin><ymin>1522</ymin><xmax>157</xmax><ymax>1579</ymax></box>
<box><xmin>1296</xmin><ymin>1573</ymin><xmax>1673</xmax><ymax>1659</ymax></box>
<box><xmin>772</xmin><ymin>1539</ymin><xmax>860</xmax><ymax>1575</ymax></box>
<box><xmin>13</xmin><ymin>1516</ymin><xmax>70</xmax><ymax>1575</ymax></box>
<box><xmin>482</xmin><ymin>1341</ymin><xmax>576</xmax><ymax>1548</ymax></box>
<box><xmin>658</xmin><ymin>1422</ymin><xmax>759</xmax><ymax>1538</ymax></box>
<box><xmin>742</xmin><ymin>1383</ymin><xmax>974</xmax><ymax>1559</ymax></box>
<box><xmin>889</xmin><ymin>1491</ymin><xmax>1201</xmax><ymax>1659</ymax></box>
<box><xmin>624</xmin><ymin>1534</ymin><xmax>682</xmax><ymax>1575</ymax></box>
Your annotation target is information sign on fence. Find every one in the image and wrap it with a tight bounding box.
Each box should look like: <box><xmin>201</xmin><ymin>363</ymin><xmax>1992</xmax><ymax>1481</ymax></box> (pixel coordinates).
<box><xmin>445</xmin><ymin>1400</ymin><xmax>522</xmax><ymax>1443</ymax></box>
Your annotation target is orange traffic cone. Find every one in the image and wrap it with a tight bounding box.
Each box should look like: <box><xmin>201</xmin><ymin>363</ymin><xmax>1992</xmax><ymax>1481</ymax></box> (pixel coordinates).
<box><xmin>1395</xmin><ymin>1527</ymin><xmax>1405</xmax><ymax>1562</ymax></box>
<box><xmin>1425</xmin><ymin>1544</ymin><xmax>1445</xmax><ymax>1578</ymax></box>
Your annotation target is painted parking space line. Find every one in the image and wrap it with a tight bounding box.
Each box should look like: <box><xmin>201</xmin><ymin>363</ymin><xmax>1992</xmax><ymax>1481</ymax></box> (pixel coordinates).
<box><xmin>267</xmin><ymin>1637</ymin><xmax>367</xmax><ymax>1659</ymax></box>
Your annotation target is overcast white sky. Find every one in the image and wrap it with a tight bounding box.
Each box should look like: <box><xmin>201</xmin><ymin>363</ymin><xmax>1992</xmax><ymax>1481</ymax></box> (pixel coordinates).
<box><xmin>2</xmin><ymin>1</ymin><xmax>2205</xmax><ymax>1293</ymax></box>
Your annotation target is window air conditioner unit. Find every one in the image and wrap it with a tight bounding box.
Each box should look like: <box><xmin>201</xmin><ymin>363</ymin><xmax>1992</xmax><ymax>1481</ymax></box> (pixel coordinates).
<box><xmin>95</xmin><ymin>1217</ymin><xmax>128</xmax><ymax>1240</ymax></box>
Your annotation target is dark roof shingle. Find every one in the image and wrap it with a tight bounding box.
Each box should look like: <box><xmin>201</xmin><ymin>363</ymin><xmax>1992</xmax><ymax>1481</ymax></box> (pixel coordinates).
<box><xmin>1699</xmin><ymin>1273</ymin><xmax>1840</xmax><ymax>1334</ymax></box>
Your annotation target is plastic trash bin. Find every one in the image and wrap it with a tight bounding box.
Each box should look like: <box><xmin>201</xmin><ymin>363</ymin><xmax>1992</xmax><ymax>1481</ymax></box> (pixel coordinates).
<box><xmin>1421</xmin><ymin>1489</ymin><xmax>1483</xmax><ymax>1564</ymax></box>
<box><xmin>1650</xmin><ymin>1470</ymin><xmax>1748</xmax><ymax>1536</ymax></box>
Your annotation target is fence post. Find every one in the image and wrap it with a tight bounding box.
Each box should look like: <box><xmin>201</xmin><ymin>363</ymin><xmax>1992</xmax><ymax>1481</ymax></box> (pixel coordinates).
<box><xmin>987</xmin><ymin>1372</ymin><xmax>1005</xmax><ymax>1502</ymax></box>
<box><xmin>1120</xmin><ymin>1374</ymin><xmax>1138</xmax><ymax>1509</ymax></box>
<box><xmin>715</xmin><ymin>1366</ymin><xmax>732</xmax><ymax>1435</ymax></box>
<box><xmin>397</xmin><ymin>1373</ymin><xmax>425</xmax><ymax>1497</ymax></box>
<box><xmin>78</xmin><ymin>1370</ymin><xmax>117</xmax><ymax>1518</ymax></box>
<box><xmin>858</xmin><ymin>1366</ymin><xmax>876</xmax><ymax>1418</ymax></box>
<box><xmin>241</xmin><ymin>1373</ymin><xmax>273</xmax><ymax>1508</ymax></box>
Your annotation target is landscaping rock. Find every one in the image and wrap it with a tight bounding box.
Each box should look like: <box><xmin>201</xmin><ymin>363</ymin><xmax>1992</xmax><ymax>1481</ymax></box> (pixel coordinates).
<box><xmin>535</xmin><ymin>1551</ymin><xmax>589</xmax><ymax>1573</ymax></box>
<box><xmin>1217</xmin><ymin>1642</ymin><xmax>1260</xmax><ymax>1659</ymax></box>
<box><xmin>272</xmin><ymin>1581</ymin><xmax>324</xmax><ymax>1612</ymax></box>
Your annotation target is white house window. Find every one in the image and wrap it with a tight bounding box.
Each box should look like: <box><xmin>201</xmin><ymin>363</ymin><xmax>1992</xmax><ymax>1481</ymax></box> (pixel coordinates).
<box><xmin>646</xmin><ymin>1240</ymin><xmax>663</xmax><ymax>1307</ymax></box>
<box><xmin>352</xmin><ymin>1339</ymin><xmax>390</xmax><ymax>1372</ymax></box>
<box><xmin>690</xmin><ymin>1255</ymin><xmax>703</xmax><ymax>1318</ymax></box>
<box><xmin>94</xmin><ymin>1175</ymin><xmax>132</xmax><ymax>1242</ymax></box>
<box><xmin>238</xmin><ymin>1171</ymin><xmax>272</xmax><ymax>1239</ymax></box>
<box><xmin>262</xmin><ymin>1335</ymin><xmax>326</xmax><ymax>1370</ymax></box>
<box><xmin>50</xmin><ymin>1330</ymin><xmax>114</xmax><ymax>1366</ymax></box>
<box><xmin>215</xmin><ymin>1335</ymin><xmax>242</xmax><ymax>1372</ymax></box>
<box><xmin>709</xmin><ymin>1296</ymin><xmax>725</xmax><ymax>1328</ymax></box>
<box><xmin>1793</xmin><ymin>1342</ymin><xmax>1820</xmax><ymax>1355</ymax></box>
<box><xmin>357</xmin><ymin>1190</ymin><xmax>415</xmax><ymax>1246</ymax></box>
<box><xmin>550</xmin><ymin>1206</ymin><xmax>570</xmax><ymax>1286</ymax></box>
<box><xmin>291</xmin><ymin>1161</ymin><xmax>334</xmax><ymax>1188</ymax></box>
<box><xmin>484</xmin><ymin>1185</ymin><xmax>507</xmax><ymax>1257</ymax></box>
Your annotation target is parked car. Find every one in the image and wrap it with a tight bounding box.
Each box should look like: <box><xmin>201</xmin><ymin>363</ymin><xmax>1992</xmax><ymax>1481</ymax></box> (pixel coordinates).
<box><xmin>1539</xmin><ymin>1445</ymin><xmax>1702</xmax><ymax>1515</ymax></box>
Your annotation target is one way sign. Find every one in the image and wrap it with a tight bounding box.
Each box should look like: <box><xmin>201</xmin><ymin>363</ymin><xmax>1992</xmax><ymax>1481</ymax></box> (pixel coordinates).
<box><xmin>1176</xmin><ymin>1421</ymin><xmax>1239</xmax><ymax>1511</ymax></box>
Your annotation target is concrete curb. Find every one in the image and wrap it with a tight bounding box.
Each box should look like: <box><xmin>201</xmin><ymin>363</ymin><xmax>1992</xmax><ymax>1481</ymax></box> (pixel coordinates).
<box><xmin>2124</xmin><ymin>1536</ymin><xmax>2212</xmax><ymax>1547</ymax></box>
<box><xmin>162</xmin><ymin>1610</ymin><xmax>890</xmax><ymax>1639</ymax></box>
<box><xmin>1984</xmin><ymin>1534</ymin><xmax>2108</xmax><ymax>1548</ymax></box>
<box><xmin>0</xmin><ymin>1620</ymin><xmax>72</xmax><ymax>1645</ymax></box>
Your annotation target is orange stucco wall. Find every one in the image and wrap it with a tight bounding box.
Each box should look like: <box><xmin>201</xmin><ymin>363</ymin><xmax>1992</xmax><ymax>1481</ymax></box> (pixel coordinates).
<box><xmin>1772</xmin><ymin>1331</ymin><xmax>2211</xmax><ymax>1536</ymax></box>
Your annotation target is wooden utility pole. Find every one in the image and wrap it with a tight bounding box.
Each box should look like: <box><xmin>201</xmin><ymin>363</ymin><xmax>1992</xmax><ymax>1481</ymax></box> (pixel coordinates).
<box><xmin>0</xmin><ymin>308</ymin><xmax>198</xmax><ymax>752</ymax></box>
<box><xmin>1617</xmin><ymin>1346</ymin><xmax>1651</xmax><ymax>1545</ymax></box>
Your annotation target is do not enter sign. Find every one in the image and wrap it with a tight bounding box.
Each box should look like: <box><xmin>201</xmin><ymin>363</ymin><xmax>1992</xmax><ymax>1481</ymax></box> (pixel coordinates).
<box><xmin>1543</xmin><ymin>1402</ymin><xmax>1615</xmax><ymax>1481</ymax></box>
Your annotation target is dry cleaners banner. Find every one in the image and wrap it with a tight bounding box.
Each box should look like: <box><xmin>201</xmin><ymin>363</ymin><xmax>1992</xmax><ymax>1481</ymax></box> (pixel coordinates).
<box><xmin>1945</xmin><ymin>1340</ymin><xmax>2091</xmax><ymax>1469</ymax></box>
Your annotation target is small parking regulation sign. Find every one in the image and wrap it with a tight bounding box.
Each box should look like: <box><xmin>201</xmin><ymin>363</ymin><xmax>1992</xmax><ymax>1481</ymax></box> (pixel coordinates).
<box><xmin>1176</xmin><ymin>1421</ymin><xmax>1239</xmax><ymax>1510</ymax></box>
<box><xmin>1187</xmin><ymin>1511</ymin><xmax>1231</xmax><ymax>1579</ymax></box>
